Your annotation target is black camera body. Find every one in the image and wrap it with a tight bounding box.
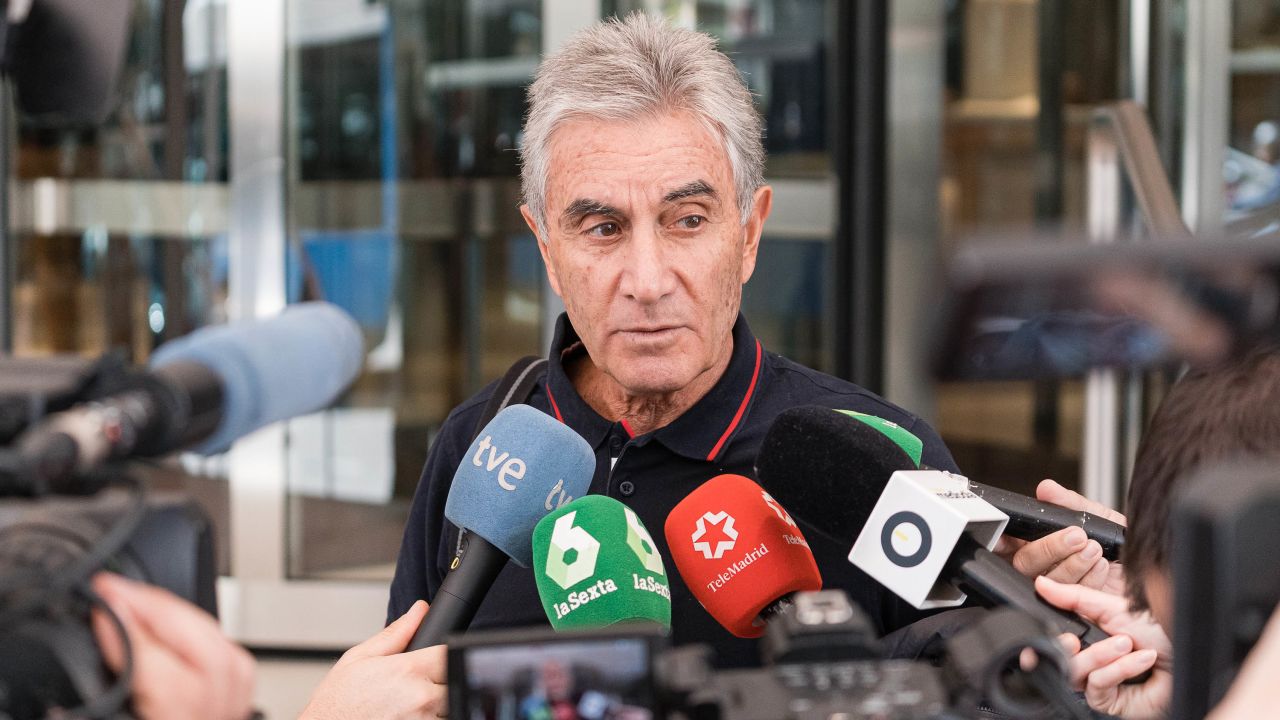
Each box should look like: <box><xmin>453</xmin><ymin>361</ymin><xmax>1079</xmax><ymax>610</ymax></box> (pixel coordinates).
<box><xmin>0</xmin><ymin>353</ymin><xmax>220</xmax><ymax>720</ymax></box>
<box><xmin>447</xmin><ymin>590</ymin><xmax>1072</xmax><ymax>720</ymax></box>
<box><xmin>0</xmin><ymin>490</ymin><xmax>218</xmax><ymax>719</ymax></box>
<box><xmin>1172</xmin><ymin>458</ymin><xmax>1280</xmax><ymax>720</ymax></box>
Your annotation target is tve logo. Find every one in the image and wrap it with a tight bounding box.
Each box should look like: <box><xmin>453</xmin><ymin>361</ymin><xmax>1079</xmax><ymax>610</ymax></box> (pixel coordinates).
<box><xmin>470</xmin><ymin>435</ymin><xmax>526</xmax><ymax>491</ymax></box>
<box><xmin>691</xmin><ymin>511</ymin><xmax>738</xmax><ymax>560</ymax></box>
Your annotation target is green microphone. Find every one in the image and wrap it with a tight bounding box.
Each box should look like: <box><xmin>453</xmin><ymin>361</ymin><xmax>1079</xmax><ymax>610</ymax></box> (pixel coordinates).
<box><xmin>834</xmin><ymin>409</ymin><xmax>923</xmax><ymax>466</ymax></box>
<box><xmin>531</xmin><ymin>495</ymin><xmax>672</xmax><ymax>630</ymax></box>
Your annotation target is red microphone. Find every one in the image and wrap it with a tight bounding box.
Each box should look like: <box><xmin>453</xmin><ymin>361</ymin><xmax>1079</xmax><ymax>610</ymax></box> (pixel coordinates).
<box><xmin>664</xmin><ymin>474</ymin><xmax>822</xmax><ymax>638</ymax></box>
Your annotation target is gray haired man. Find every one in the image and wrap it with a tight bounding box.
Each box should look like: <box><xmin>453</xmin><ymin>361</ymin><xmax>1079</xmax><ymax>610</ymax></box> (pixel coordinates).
<box><xmin>310</xmin><ymin>13</ymin><xmax>1121</xmax><ymax>718</ymax></box>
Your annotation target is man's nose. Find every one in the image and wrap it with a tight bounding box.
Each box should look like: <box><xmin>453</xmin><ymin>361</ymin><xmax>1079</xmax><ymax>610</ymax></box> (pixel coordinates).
<box><xmin>620</xmin><ymin>225</ymin><xmax>677</xmax><ymax>304</ymax></box>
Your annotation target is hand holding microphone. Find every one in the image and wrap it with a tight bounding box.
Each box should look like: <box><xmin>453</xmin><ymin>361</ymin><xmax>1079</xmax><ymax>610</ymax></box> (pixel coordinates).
<box><xmin>756</xmin><ymin>406</ymin><xmax>1114</xmax><ymax>646</ymax></box>
<box><xmin>758</xmin><ymin>406</ymin><xmax>1127</xmax><ymax>563</ymax></box>
<box><xmin>996</xmin><ymin>480</ymin><xmax>1128</xmax><ymax>596</ymax></box>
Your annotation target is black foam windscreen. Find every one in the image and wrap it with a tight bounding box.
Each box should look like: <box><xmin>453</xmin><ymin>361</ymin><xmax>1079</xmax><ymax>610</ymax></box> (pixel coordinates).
<box><xmin>755</xmin><ymin>406</ymin><xmax>918</xmax><ymax>546</ymax></box>
<box><xmin>7</xmin><ymin>0</ymin><xmax>134</xmax><ymax>127</ymax></box>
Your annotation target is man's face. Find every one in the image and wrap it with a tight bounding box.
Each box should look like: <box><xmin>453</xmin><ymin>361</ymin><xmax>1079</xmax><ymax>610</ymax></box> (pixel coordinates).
<box><xmin>541</xmin><ymin>660</ymin><xmax>572</xmax><ymax>700</ymax></box>
<box><xmin>523</xmin><ymin>110</ymin><xmax>771</xmax><ymax>397</ymax></box>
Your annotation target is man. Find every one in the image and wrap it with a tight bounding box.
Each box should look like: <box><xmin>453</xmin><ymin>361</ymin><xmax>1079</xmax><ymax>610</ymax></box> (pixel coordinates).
<box><xmin>371</xmin><ymin>13</ymin><xmax>1116</xmax><ymax>719</ymax></box>
<box><xmin>1037</xmin><ymin>347</ymin><xmax>1280</xmax><ymax>718</ymax></box>
<box><xmin>389</xmin><ymin>12</ymin><xmax>1105</xmax><ymax>666</ymax></box>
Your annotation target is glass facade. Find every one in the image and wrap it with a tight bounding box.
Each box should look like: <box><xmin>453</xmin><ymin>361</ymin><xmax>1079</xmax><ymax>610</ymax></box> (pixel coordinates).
<box><xmin>1226</xmin><ymin>2</ymin><xmax>1280</xmax><ymax>234</ymax></box>
<box><xmin>11</xmin><ymin>0</ymin><xmax>232</xmax><ymax>567</ymax></box>
<box><xmin>935</xmin><ymin>0</ymin><xmax>1125</xmax><ymax>495</ymax></box>
<box><xmin>13</xmin><ymin>0</ymin><xmax>228</xmax><ymax>358</ymax></box>
<box><xmin>284</xmin><ymin>0</ymin><xmax>544</xmax><ymax>578</ymax></box>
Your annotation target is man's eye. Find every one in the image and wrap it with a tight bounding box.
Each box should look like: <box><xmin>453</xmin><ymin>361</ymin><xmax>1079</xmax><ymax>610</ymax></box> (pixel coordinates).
<box><xmin>676</xmin><ymin>215</ymin><xmax>706</xmax><ymax>230</ymax></box>
<box><xmin>587</xmin><ymin>222</ymin><xmax>620</xmax><ymax>238</ymax></box>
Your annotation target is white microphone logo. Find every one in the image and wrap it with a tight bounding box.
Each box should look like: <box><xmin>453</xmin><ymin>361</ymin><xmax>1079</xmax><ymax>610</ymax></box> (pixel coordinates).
<box><xmin>691</xmin><ymin>511</ymin><xmax>738</xmax><ymax>559</ymax></box>
<box><xmin>761</xmin><ymin>491</ymin><xmax>797</xmax><ymax>527</ymax></box>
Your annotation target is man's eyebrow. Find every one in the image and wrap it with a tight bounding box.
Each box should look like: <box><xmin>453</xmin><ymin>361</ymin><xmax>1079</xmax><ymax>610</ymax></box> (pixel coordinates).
<box><xmin>560</xmin><ymin>198</ymin><xmax>623</xmax><ymax>225</ymax></box>
<box><xmin>663</xmin><ymin>180</ymin><xmax>717</xmax><ymax>203</ymax></box>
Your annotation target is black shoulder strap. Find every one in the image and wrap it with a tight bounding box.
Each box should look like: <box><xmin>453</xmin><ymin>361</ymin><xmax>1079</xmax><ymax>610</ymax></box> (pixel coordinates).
<box><xmin>471</xmin><ymin>355</ymin><xmax>549</xmax><ymax>440</ymax></box>
<box><xmin>452</xmin><ymin>355</ymin><xmax>549</xmax><ymax>557</ymax></box>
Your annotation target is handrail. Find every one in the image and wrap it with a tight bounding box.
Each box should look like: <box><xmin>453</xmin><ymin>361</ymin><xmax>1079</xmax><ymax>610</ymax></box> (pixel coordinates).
<box><xmin>1089</xmin><ymin>100</ymin><xmax>1192</xmax><ymax>240</ymax></box>
<box><xmin>1082</xmin><ymin>100</ymin><xmax>1186</xmax><ymax>508</ymax></box>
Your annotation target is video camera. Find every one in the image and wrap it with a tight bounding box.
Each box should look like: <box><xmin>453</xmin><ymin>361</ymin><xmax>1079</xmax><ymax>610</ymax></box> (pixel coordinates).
<box><xmin>0</xmin><ymin>302</ymin><xmax>364</xmax><ymax>719</ymax></box>
<box><xmin>0</xmin><ymin>353</ymin><xmax>219</xmax><ymax>719</ymax></box>
<box><xmin>448</xmin><ymin>590</ymin><xmax>1091</xmax><ymax>720</ymax></box>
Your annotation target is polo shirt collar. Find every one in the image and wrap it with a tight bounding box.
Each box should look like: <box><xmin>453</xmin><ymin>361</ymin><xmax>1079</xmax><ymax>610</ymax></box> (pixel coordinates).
<box><xmin>543</xmin><ymin>313</ymin><xmax>764</xmax><ymax>462</ymax></box>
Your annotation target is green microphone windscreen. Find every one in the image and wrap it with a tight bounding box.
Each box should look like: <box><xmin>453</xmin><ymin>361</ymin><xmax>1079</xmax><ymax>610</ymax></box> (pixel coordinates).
<box><xmin>834</xmin><ymin>410</ymin><xmax>923</xmax><ymax>467</ymax></box>
<box><xmin>532</xmin><ymin>495</ymin><xmax>672</xmax><ymax>630</ymax></box>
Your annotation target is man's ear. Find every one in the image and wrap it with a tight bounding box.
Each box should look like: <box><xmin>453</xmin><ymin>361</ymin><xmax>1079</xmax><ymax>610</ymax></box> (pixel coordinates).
<box><xmin>521</xmin><ymin>204</ymin><xmax>563</xmax><ymax>297</ymax></box>
<box><xmin>739</xmin><ymin>185</ymin><xmax>772</xmax><ymax>284</ymax></box>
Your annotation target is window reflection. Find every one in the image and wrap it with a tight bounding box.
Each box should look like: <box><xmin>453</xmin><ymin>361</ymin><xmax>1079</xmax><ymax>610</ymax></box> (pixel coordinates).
<box><xmin>286</xmin><ymin>0</ymin><xmax>543</xmax><ymax>579</ymax></box>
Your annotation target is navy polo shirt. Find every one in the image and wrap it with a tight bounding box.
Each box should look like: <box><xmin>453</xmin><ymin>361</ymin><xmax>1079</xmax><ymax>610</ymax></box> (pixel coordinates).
<box><xmin>388</xmin><ymin>313</ymin><xmax>961</xmax><ymax>667</ymax></box>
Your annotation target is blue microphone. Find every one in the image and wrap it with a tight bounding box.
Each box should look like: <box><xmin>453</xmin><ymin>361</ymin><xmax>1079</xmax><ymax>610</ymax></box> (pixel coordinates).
<box><xmin>150</xmin><ymin>301</ymin><xmax>364</xmax><ymax>454</ymax></box>
<box><xmin>1</xmin><ymin>302</ymin><xmax>364</xmax><ymax>496</ymax></box>
<box><xmin>408</xmin><ymin>404</ymin><xmax>595</xmax><ymax>649</ymax></box>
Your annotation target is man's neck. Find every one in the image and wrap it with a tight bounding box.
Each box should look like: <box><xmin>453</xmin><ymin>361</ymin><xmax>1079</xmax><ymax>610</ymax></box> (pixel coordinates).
<box><xmin>565</xmin><ymin>341</ymin><xmax>734</xmax><ymax>437</ymax></box>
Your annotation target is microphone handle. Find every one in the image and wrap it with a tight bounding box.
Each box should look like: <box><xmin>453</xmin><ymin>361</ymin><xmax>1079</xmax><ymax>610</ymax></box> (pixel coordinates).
<box><xmin>969</xmin><ymin>483</ymin><xmax>1125</xmax><ymax>560</ymax></box>
<box><xmin>946</xmin><ymin>537</ymin><xmax>1153</xmax><ymax>685</ymax></box>
<box><xmin>407</xmin><ymin>531</ymin><xmax>510</xmax><ymax>650</ymax></box>
<box><xmin>946</xmin><ymin>534</ymin><xmax>1108</xmax><ymax>646</ymax></box>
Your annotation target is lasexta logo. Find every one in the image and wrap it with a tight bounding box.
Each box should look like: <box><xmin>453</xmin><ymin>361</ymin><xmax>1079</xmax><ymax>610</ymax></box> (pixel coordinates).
<box><xmin>624</xmin><ymin>507</ymin><xmax>666</xmax><ymax>574</ymax></box>
<box><xmin>544</xmin><ymin>511</ymin><xmax>600</xmax><ymax>589</ymax></box>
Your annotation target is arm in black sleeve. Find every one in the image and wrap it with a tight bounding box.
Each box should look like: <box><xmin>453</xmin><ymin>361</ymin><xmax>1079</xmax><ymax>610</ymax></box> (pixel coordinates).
<box><xmin>909</xmin><ymin>416</ymin><xmax>961</xmax><ymax>474</ymax></box>
<box><xmin>386</xmin><ymin>417</ymin><xmax>467</xmax><ymax>624</ymax></box>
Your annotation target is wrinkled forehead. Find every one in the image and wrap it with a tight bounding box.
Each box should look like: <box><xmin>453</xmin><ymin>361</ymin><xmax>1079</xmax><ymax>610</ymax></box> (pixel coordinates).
<box><xmin>543</xmin><ymin>111</ymin><xmax>735</xmax><ymax>210</ymax></box>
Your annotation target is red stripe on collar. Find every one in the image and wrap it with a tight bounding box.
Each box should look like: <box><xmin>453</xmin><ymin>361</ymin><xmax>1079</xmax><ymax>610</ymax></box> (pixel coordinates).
<box><xmin>545</xmin><ymin>381</ymin><xmax>565</xmax><ymax>423</ymax></box>
<box><xmin>620</xmin><ymin>419</ymin><xmax>636</xmax><ymax>438</ymax></box>
<box><xmin>705</xmin><ymin>339</ymin><xmax>762</xmax><ymax>462</ymax></box>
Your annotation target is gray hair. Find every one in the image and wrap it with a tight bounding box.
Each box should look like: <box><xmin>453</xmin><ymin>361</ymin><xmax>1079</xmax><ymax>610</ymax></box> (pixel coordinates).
<box><xmin>519</xmin><ymin>13</ymin><xmax>765</xmax><ymax>238</ymax></box>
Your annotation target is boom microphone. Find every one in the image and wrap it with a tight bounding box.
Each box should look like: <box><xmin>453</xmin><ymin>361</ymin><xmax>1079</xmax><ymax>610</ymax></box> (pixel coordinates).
<box><xmin>531</xmin><ymin>495</ymin><xmax>672</xmax><ymax>630</ymax></box>
<box><xmin>756</xmin><ymin>406</ymin><xmax>1108</xmax><ymax>645</ymax></box>
<box><xmin>408</xmin><ymin>404</ymin><xmax>594</xmax><ymax>649</ymax></box>
<box><xmin>1</xmin><ymin>302</ymin><xmax>364</xmax><ymax>496</ymax></box>
<box><xmin>758</xmin><ymin>406</ymin><xmax>1125</xmax><ymax>559</ymax></box>
<box><xmin>664</xmin><ymin>474</ymin><xmax>821</xmax><ymax>638</ymax></box>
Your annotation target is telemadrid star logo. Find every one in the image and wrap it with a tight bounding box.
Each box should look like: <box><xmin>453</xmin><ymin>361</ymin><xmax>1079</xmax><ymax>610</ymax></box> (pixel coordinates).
<box><xmin>691</xmin><ymin>511</ymin><xmax>738</xmax><ymax>559</ymax></box>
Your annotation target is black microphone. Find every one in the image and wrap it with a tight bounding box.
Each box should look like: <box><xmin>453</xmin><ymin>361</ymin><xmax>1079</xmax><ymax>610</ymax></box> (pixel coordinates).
<box><xmin>757</xmin><ymin>406</ymin><xmax>1125</xmax><ymax>559</ymax></box>
<box><xmin>966</xmin><ymin>483</ymin><xmax>1124</xmax><ymax>559</ymax></box>
<box><xmin>0</xmin><ymin>302</ymin><xmax>365</xmax><ymax>497</ymax></box>
<box><xmin>756</xmin><ymin>406</ymin><xmax>1109</xmax><ymax>646</ymax></box>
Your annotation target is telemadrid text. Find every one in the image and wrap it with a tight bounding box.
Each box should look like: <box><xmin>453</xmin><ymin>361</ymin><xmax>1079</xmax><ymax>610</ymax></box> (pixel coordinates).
<box><xmin>704</xmin><ymin>535</ymin><xmax>806</xmax><ymax>593</ymax></box>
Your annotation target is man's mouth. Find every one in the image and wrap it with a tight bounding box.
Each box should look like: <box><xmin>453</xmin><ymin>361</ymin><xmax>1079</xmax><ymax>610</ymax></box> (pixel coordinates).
<box><xmin>617</xmin><ymin>325</ymin><xmax>682</xmax><ymax>341</ymax></box>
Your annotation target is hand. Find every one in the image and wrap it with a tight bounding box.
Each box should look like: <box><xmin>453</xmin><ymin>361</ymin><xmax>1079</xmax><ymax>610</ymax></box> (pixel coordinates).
<box><xmin>90</xmin><ymin>572</ymin><xmax>256</xmax><ymax>720</ymax></box>
<box><xmin>300</xmin><ymin>600</ymin><xmax>448</xmax><ymax>720</ymax></box>
<box><xmin>1037</xmin><ymin>576</ymin><xmax>1172</xmax><ymax>720</ymax></box>
<box><xmin>995</xmin><ymin>479</ymin><xmax>1127</xmax><ymax>594</ymax></box>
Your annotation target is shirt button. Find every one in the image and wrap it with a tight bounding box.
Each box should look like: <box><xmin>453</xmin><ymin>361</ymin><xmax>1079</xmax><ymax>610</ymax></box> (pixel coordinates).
<box><xmin>618</xmin><ymin>480</ymin><xmax>636</xmax><ymax>497</ymax></box>
<box><xmin>610</xmin><ymin>435</ymin><xmax>623</xmax><ymax>452</ymax></box>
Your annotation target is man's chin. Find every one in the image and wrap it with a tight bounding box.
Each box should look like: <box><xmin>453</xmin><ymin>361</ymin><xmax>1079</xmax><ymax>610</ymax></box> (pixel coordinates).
<box><xmin>609</xmin><ymin>362</ymin><xmax>698</xmax><ymax>398</ymax></box>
